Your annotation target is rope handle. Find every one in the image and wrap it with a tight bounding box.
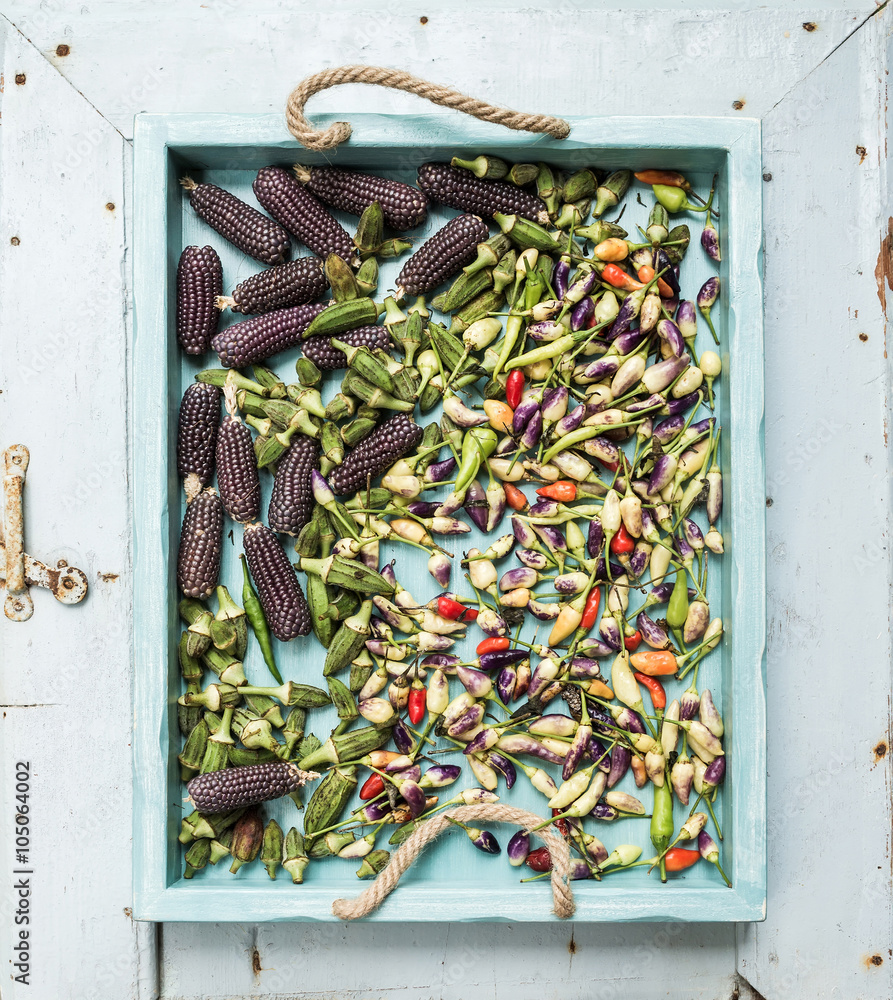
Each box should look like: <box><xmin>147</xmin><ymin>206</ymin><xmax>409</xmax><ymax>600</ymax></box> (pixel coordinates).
<box><xmin>286</xmin><ymin>65</ymin><xmax>571</xmax><ymax>152</ymax></box>
<box><xmin>331</xmin><ymin>804</ymin><xmax>576</xmax><ymax>920</ymax></box>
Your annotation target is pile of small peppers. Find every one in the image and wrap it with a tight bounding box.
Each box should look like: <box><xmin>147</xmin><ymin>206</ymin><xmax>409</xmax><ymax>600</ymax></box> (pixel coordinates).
<box><xmin>179</xmin><ymin>159</ymin><xmax>730</xmax><ymax>890</ymax></box>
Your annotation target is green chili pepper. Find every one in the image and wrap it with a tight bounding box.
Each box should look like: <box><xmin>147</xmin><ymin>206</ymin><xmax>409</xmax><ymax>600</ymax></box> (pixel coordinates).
<box><xmin>240</xmin><ymin>554</ymin><xmax>282</xmax><ymax>684</ymax></box>
<box><xmin>455</xmin><ymin>427</ymin><xmax>498</xmax><ymax>498</ymax></box>
<box><xmin>652</xmin><ymin>184</ymin><xmax>709</xmax><ymax>215</ymax></box>
<box><xmin>650</xmin><ymin>780</ymin><xmax>674</xmax><ymax>883</ymax></box>
<box><xmin>666</xmin><ymin>569</ymin><xmax>690</xmax><ymax>631</ymax></box>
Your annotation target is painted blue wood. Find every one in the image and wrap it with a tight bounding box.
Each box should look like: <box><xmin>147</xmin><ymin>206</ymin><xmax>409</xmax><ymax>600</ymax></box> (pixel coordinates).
<box><xmin>131</xmin><ymin>113</ymin><xmax>764</xmax><ymax>922</ymax></box>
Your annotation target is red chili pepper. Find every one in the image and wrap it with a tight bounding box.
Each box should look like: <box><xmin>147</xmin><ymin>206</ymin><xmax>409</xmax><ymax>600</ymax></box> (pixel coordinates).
<box><xmin>505</xmin><ymin>369</ymin><xmax>525</xmax><ymax>409</ymax></box>
<box><xmin>536</xmin><ymin>480</ymin><xmax>577</xmax><ymax>502</ymax></box>
<box><xmin>438</xmin><ymin>595</ymin><xmax>471</xmax><ymax>621</ymax></box>
<box><xmin>408</xmin><ymin>681</ymin><xmax>426</xmax><ymax>725</ymax></box>
<box><xmin>477</xmin><ymin>636</ymin><xmax>510</xmax><ymax>655</ymax></box>
<box><xmin>504</xmin><ymin>483</ymin><xmax>529</xmax><ymax>512</ymax></box>
<box><xmin>625</xmin><ymin>630</ymin><xmax>643</xmax><ymax>652</ymax></box>
<box><xmin>551</xmin><ymin>809</ymin><xmax>570</xmax><ymax>839</ymax></box>
<box><xmin>580</xmin><ymin>588</ymin><xmax>601</xmax><ymax>631</ymax></box>
<box><xmin>664</xmin><ymin>848</ymin><xmax>700</xmax><ymax>872</ymax></box>
<box><xmin>602</xmin><ymin>263</ymin><xmax>644</xmax><ymax>291</ymax></box>
<box><xmin>359</xmin><ymin>773</ymin><xmax>385</xmax><ymax>800</ymax></box>
<box><xmin>610</xmin><ymin>523</ymin><xmax>635</xmax><ymax>554</ymax></box>
<box><xmin>525</xmin><ymin>846</ymin><xmax>553</xmax><ymax>872</ymax></box>
<box><xmin>462</xmin><ymin>607</ymin><xmax>479</xmax><ymax>622</ymax></box>
<box><xmin>634</xmin><ymin>169</ymin><xmax>691</xmax><ymax>191</ymax></box>
<box><xmin>634</xmin><ymin>671</ymin><xmax>666</xmax><ymax>710</ymax></box>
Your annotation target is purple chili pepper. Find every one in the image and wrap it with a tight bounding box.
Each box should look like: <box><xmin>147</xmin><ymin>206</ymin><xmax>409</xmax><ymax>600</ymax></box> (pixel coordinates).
<box><xmin>511</xmin><ymin>515</ymin><xmax>538</xmax><ymax>548</ymax></box>
<box><xmin>463</xmin><ymin>727</ymin><xmax>499</xmax><ymax>754</ymax></box>
<box><xmin>662</xmin><ymin>389</ymin><xmax>703</xmax><ymax>417</ymax></box>
<box><xmin>628</xmin><ymin>541</ymin><xmax>651</xmax><ymax>578</ymax></box>
<box><xmin>393</xmin><ymin>718</ymin><xmax>414</xmax><ymax>754</ymax></box>
<box><xmin>511</xmin><ymin>397</ymin><xmax>541</xmax><ymax>436</ymax></box>
<box><xmin>372</xmin><ymin>597</ymin><xmax>410</xmax><ymax>630</ymax></box>
<box><xmin>533</xmin><ymin>524</ymin><xmax>566</xmax><ymax>555</ymax></box>
<box><xmin>605</xmin><ymin>292</ymin><xmax>639</xmax><ymax>340</ymax></box>
<box><xmin>656</xmin><ymin>318</ymin><xmax>685</xmax><ymax>357</ymax></box>
<box><xmin>568</xmin><ymin>657</ymin><xmax>603</xmax><ymax>679</ymax></box>
<box><xmin>421</xmin><ymin>764</ymin><xmax>462</xmax><ymax>788</ymax></box>
<box><xmin>516</xmin><ymin>548</ymin><xmax>549</xmax><ymax>570</ymax></box>
<box><xmin>653</xmin><ymin>414</ymin><xmax>686</xmax><ymax>445</ymax></box>
<box><xmin>590</xmin><ymin>739</ymin><xmax>612</xmax><ymax>772</ymax></box>
<box><xmin>690</xmin><ymin>417</ymin><xmax>715</xmax><ymax>436</ymax></box>
<box><xmin>397</xmin><ymin>779</ymin><xmax>427</xmax><ymax>819</ymax></box>
<box><xmin>424</xmin><ymin>456</ymin><xmax>457</xmax><ymax>484</ymax></box>
<box><xmin>565</xmin><ymin>269</ymin><xmax>598</xmax><ymax>304</ymax></box>
<box><xmin>361</xmin><ymin>799</ymin><xmax>391</xmax><ymax>821</ymax></box>
<box><xmin>379</xmin><ymin>562</ymin><xmax>397</xmax><ymax>587</ymax></box>
<box><xmin>698</xmin><ymin>278</ymin><xmax>720</xmax><ymax>313</ymax></box>
<box><xmin>676</xmin><ymin>300</ymin><xmax>697</xmax><ymax>341</ymax></box>
<box><xmin>368</xmin><ymin>617</ymin><xmax>392</xmax><ymax>640</ymax></box>
<box><xmin>583</xmin><ymin>435</ymin><xmax>620</xmax><ymax>465</ymax></box>
<box><xmin>614</xmin><ymin>707</ymin><xmax>645</xmax><ymax>734</ymax></box>
<box><xmin>406</xmin><ymin>500</ymin><xmax>441</xmax><ymax>517</ymax></box>
<box><xmin>553</xmin><ymin>572</ymin><xmax>588</xmax><ymax>594</ymax></box>
<box><xmin>576</xmin><ymin>637</ymin><xmax>615</xmax><ymax>658</ymax></box>
<box><xmin>519</xmin><ymin>408</ymin><xmax>543</xmax><ymax>450</ymax></box>
<box><xmin>479</xmin><ymin>648</ymin><xmax>529</xmax><ymax>672</ymax></box>
<box><xmin>494</xmin><ymin>733</ymin><xmax>564</xmax><ymax>766</ymax></box>
<box><xmin>486</xmin><ymin>480</ymin><xmax>506</xmax><ymax>531</ymax></box>
<box><xmin>427</xmin><ymin>551</ymin><xmax>452</xmax><ymax>588</ymax></box>
<box><xmin>500</xmin><ymin>566</ymin><xmax>539</xmax><ymax>590</ymax></box>
<box><xmin>528</xmin><ymin>498</ymin><xmax>559</xmax><ymax>518</ymax></box>
<box><xmin>463</xmin><ymin>479</ymin><xmax>490</xmax><ymax>532</ymax></box>
<box><xmin>613</xmin><ymin>326</ymin><xmax>648</xmax><ymax>355</ymax></box>
<box><xmin>495</xmin><ymin>435</ymin><xmax>516</xmax><ymax>457</ymax></box>
<box><xmin>488</xmin><ymin>751</ymin><xmax>517</xmax><ymax>788</ymax></box>
<box><xmin>527</xmin><ymin>598</ymin><xmax>561</xmax><ymax>620</ymax></box>
<box><xmin>701</xmin><ymin>223</ymin><xmax>721</xmax><ymax>262</ymax></box>
<box><xmin>457</xmin><ymin>664</ymin><xmax>493</xmax><ymax>699</ymax></box>
<box><xmin>562</xmin><ymin>724</ymin><xmax>593</xmax><ymax>780</ymax></box>
<box><xmin>599</xmin><ymin>615</ymin><xmax>622</xmax><ymax>651</ymax></box>
<box><xmin>591</xmin><ymin>803</ymin><xmax>618</xmax><ymax>822</ymax></box>
<box><xmin>588</xmin><ymin>705</ymin><xmax>615</xmax><ymax>739</ymax></box>
<box><xmin>703</xmin><ymin>756</ymin><xmax>726</xmax><ymax>790</ymax></box>
<box><xmin>587</xmin><ymin>518</ymin><xmax>605</xmax><ymax>558</ymax></box>
<box><xmin>391</xmin><ymin>764</ymin><xmax>421</xmax><ymax>782</ymax></box>
<box><xmin>697</xmin><ymin>828</ymin><xmax>719</xmax><ymax>860</ymax></box>
<box><xmin>652</xmin><ymin>247</ymin><xmax>680</xmax><ymax>295</ymax></box>
<box><xmin>541</xmin><ymin>386</ymin><xmax>569</xmax><ymax>423</ymax></box>
<box><xmin>552</xmin><ymin>257</ymin><xmax>571</xmax><ymax>298</ymax></box>
<box><xmin>643</xmin><ymin>354</ymin><xmax>690</xmax><ymax>393</ymax></box>
<box><xmin>699</xmin><ymin>689</ymin><xmax>723</xmax><ymax>737</ymax></box>
<box><xmin>507</xmin><ymin>829</ymin><xmax>530</xmax><ymax>866</ymax></box>
<box><xmin>528</xmin><ymin>320</ymin><xmax>567</xmax><ymax>342</ymax></box>
<box><xmin>675</xmin><ymin>532</ymin><xmax>694</xmax><ymax>565</ymax></box>
<box><xmin>648</xmin><ymin>453</ymin><xmax>678</xmax><ymax>494</ymax></box>
<box><xmin>570</xmin><ymin>296</ymin><xmax>595</xmax><ymax>331</ymax></box>
<box><xmin>636</xmin><ymin>611</ymin><xmax>672</xmax><ymax>650</ymax></box>
<box><xmin>470</xmin><ymin>829</ymin><xmax>501</xmax><ymax>855</ymax></box>
<box><xmin>683</xmin><ymin>517</ymin><xmax>705</xmax><ymax>550</ymax></box>
<box><xmin>607</xmin><ymin>745</ymin><xmax>631</xmax><ymax>788</ymax></box>
<box><xmin>497</xmin><ymin>665</ymin><xmax>517</xmax><ymax>704</ymax></box>
<box><xmin>593</xmin><ymin>556</ymin><xmax>625</xmax><ymax>582</ymax></box>
<box><xmin>420</xmin><ymin>653</ymin><xmax>460</xmax><ymax>671</ymax></box>
<box><xmin>583</xmin><ymin>356</ymin><xmax>620</xmax><ymax>381</ymax></box>
<box><xmin>553</xmin><ymin>404</ymin><xmax>588</xmax><ymax>437</ymax></box>
<box><xmin>679</xmin><ymin>686</ymin><xmax>701</xmax><ymax>721</ymax></box>
<box><xmin>624</xmin><ymin>393</ymin><xmax>664</xmax><ymax>414</ymax></box>
<box><xmin>448</xmin><ymin>703</ymin><xmax>486</xmax><ymax>736</ymax></box>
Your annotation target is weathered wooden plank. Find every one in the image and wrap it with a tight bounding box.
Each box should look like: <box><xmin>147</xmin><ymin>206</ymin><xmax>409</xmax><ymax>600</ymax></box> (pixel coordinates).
<box><xmin>0</xmin><ymin>18</ymin><xmax>143</xmax><ymax>1000</ymax></box>
<box><xmin>737</xmin><ymin>6</ymin><xmax>893</xmax><ymax>999</ymax></box>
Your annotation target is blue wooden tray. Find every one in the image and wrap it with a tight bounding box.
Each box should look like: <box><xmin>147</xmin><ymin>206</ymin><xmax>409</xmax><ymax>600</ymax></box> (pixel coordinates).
<box><xmin>131</xmin><ymin>112</ymin><xmax>765</xmax><ymax>922</ymax></box>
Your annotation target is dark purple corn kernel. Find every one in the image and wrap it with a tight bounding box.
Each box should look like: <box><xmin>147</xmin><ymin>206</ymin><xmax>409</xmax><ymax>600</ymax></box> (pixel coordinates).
<box><xmin>176</xmin><ymin>245</ymin><xmax>222</xmax><ymax>354</ymax></box>
<box><xmin>216</xmin><ymin>416</ymin><xmax>261</xmax><ymax>523</ymax></box>
<box><xmin>187</xmin><ymin>762</ymin><xmax>310</xmax><ymax>812</ymax></box>
<box><xmin>268</xmin><ymin>435</ymin><xmax>319</xmax><ymax>536</ymax></box>
<box><xmin>253</xmin><ymin>166</ymin><xmax>355</xmax><ymax>264</ymax></box>
<box><xmin>417</xmin><ymin>163</ymin><xmax>549</xmax><ymax>224</ymax></box>
<box><xmin>395</xmin><ymin>213</ymin><xmax>489</xmax><ymax>296</ymax></box>
<box><xmin>224</xmin><ymin>258</ymin><xmax>327</xmax><ymax>315</ymax></box>
<box><xmin>297</xmin><ymin>164</ymin><xmax>428</xmax><ymax>232</ymax></box>
<box><xmin>302</xmin><ymin>325</ymin><xmax>392</xmax><ymax>372</ymax></box>
<box><xmin>243</xmin><ymin>522</ymin><xmax>312</xmax><ymax>640</ymax></box>
<box><xmin>177</xmin><ymin>383</ymin><xmax>221</xmax><ymax>493</ymax></box>
<box><xmin>177</xmin><ymin>488</ymin><xmax>224</xmax><ymax>598</ymax></box>
<box><xmin>329</xmin><ymin>413</ymin><xmax>423</xmax><ymax>496</ymax></box>
<box><xmin>181</xmin><ymin>177</ymin><xmax>290</xmax><ymax>265</ymax></box>
<box><xmin>212</xmin><ymin>302</ymin><xmax>327</xmax><ymax>368</ymax></box>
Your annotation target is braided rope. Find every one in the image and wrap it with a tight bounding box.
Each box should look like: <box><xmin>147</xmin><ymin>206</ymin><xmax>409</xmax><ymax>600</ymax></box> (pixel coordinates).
<box><xmin>286</xmin><ymin>65</ymin><xmax>571</xmax><ymax>151</ymax></box>
<box><xmin>331</xmin><ymin>804</ymin><xmax>576</xmax><ymax>920</ymax></box>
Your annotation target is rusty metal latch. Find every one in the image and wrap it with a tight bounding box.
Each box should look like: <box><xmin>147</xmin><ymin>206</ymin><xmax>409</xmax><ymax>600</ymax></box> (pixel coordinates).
<box><xmin>1</xmin><ymin>445</ymin><xmax>88</xmax><ymax>621</ymax></box>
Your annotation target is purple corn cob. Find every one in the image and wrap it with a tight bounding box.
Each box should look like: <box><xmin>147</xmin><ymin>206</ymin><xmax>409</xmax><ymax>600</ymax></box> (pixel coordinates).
<box><xmin>176</xmin><ymin>488</ymin><xmax>223</xmax><ymax>598</ymax></box>
<box><xmin>417</xmin><ymin>163</ymin><xmax>549</xmax><ymax>224</ymax></box>
<box><xmin>302</xmin><ymin>325</ymin><xmax>391</xmax><ymax>372</ymax></box>
<box><xmin>187</xmin><ymin>761</ymin><xmax>314</xmax><ymax>812</ymax></box>
<box><xmin>267</xmin><ymin>435</ymin><xmax>319</xmax><ymax>536</ymax></box>
<box><xmin>219</xmin><ymin>258</ymin><xmax>327</xmax><ymax>315</ymax></box>
<box><xmin>395</xmin><ymin>213</ymin><xmax>489</xmax><ymax>297</ymax></box>
<box><xmin>212</xmin><ymin>302</ymin><xmax>327</xmax><ymax>368</ymax></box>
<box><xmin>329</xmin><ymin>413</ymin><xmax>423</xmax><ymax>496</ymax></box>
<box><xmin>180</xmin><ymin>177</ymin><xmax>290</xmax><ymax>265</ymax></box>
<box><xmin>243</xmin><ymin>522</ymin><xmax>311</xmax><ymax>640</ymax></box>
<box><xmin>253</xmin><ymin>166</ymin><xmax>355</xmax><ymax>264</ymax></box>
<box><xmin>216</xmin><ymin>405</ymin><xmax>261</xmax><ymax>524</ymax></box>
<box><xmin>177</xmin><ymin>383</ymin><xmax>221</xmax><ymax>499</ymax></box>
<box><xmin>176</xmin><ymin>246</ymin><xmax>222</xmax><ymax>354</ymax></box>
<box><xmin>295</xmin><ymin>165</ymin><xmax>428</xmax><ymax>231</ymax></box>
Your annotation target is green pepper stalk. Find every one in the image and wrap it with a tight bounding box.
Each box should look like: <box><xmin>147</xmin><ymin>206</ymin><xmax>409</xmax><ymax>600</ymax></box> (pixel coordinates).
<box><xmin>650</xmin><ymin>778</ymin><xmax>674</xmax><ymax>882</ymax></box>
<box><xmin>240</xmin><ymin>555</ymin><xmax>282</xmax><ymax>684</ymax></box>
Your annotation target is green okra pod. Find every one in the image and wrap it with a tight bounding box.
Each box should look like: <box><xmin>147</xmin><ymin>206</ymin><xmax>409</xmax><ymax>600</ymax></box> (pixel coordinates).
<box><xmin>184</xmin><ymin>837</ymin><xmax>212</xmax><ymax>878</ymax></box>
<box><xmin>262</xmin><ymin>819</ymin><xmax>284</xmax><ymax>879</ymax></box>
<box><xmin>303</xmin><ymin>297</ymin><xmax>382</xmax><ymax>339</ymax></box>
<box><xmin>283</xmin><ymin>827</ymin><xmax>309</xmax><ymax>883</ymax></box>
<box><xmin>325</xmin><ymin>253</ymin><xmax>359</xmax><ymax>302</ymax></box>
<box><xmin>302</xmin><ymin>765</ymin><xmax>358</xmax><ymax>837</ymax></box>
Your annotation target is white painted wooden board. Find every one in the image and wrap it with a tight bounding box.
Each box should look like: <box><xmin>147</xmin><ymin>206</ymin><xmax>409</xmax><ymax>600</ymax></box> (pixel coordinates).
<box><xmin>0</xmin><ymin>1</ymin><xmax>890</xmax><ymax>997</ymax></box>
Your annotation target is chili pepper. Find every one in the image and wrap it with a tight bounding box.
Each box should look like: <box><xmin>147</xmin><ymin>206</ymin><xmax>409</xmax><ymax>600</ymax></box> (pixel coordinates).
<box><xmin>239</xmin><ymin>555</ymin><xmax>282</xmax><ymax>684</ymax></box>
<box><xmin>477</xmin><ymin>636</ymin><xmax>510</xmax><ymax>655</ymax></box>
<box><xmin>602</xmin><ymin>263</ymin><xmax>644</xmax><ymax>291</ymax></box>
<box><xmin>407</xmin><ymin>679</ymin><xmax>427</xmax><ymax>725</ymax></box>
<box><xmin>634</xmin><ymin>169</ymin><xmax>693</xmax><ymax>191</ymax></box>
<box><xmin>536</xmin><ymin>481</ymin><xmax>577</xmax><ymax>502</ymax></box>
<box><xmin>666</xmin><ymin>569</ymin><xmax>690</xmax><ymax>631</ymax></box>
<box><xmin>629</xmin><ymin>650</ymin><xmax>677</xmax><ymax>676</ymax></box>
<box><xmin>651</xmin><ymin>780</ymin><xmax>674</xmax><ymax>882</ymax></box>
<box><xmin>359</xmin><ymin>772</ymin><xmax>385</xmax><ymax>800</ymax></box>
<box><xmin>624</xmin><ymin>630</ymin><xmax>643</xmax><ymax>652</ymax></box>
<box><xmin>634</xmin><ymin>672</ymin><xmax>666</xmax><ymax>710</ymax></box>
<box><xmin>551</xmin><ymin>809</ymin><xmax>570</xmax><ymax>839</ymax></box>
<box><xmin>580</xmin><ymin>588</ymin><xmax>602</xmax><ymax>631</ymax></box>
<box><xmin>438</xmin><ymin>595</ymin><xmax>472</xmax><ymax>621</ymax></box>
<box><xmin>610</xmin><ymin>523</ymin><xmax>635</xmax><ymax>555</ymax></box>
<box><xmin>664</xmin><ymin>847</ymin><xmax>701</xmax><ymax>872</ymax></box>
<box><xmin>525</xmin><ymin>846</ymin><xmax>553</xmax><ymax>872</ymax></box>
<box><xmin>634</xmin><ymin>264</ymin><xmax>674</xmax><ymax>298</ymax></box>
<box><xmin>652</xmin><ymin>184</ymin><xmax>709</xmax><ymax>215</ymax></box>
<box><xmin>506</xmin><ymin>369</ymin><xmax>525</xmax><ymax>409</ymax></box>
<box><xmin>503</xmin><ymin>482</ymin><xmax>528</xmax><ymax>511</ymax></box>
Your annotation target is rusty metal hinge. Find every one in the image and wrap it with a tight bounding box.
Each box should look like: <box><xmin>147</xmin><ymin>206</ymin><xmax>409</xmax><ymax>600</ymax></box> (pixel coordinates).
<box><xmin>2</xmin><ymin>445</ymin><xmax>88</xmax><ymax>621</ymax></box>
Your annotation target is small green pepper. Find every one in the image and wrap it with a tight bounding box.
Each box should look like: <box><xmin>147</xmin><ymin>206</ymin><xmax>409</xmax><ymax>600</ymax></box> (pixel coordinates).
<box><xmin>650</xmin><ymin>780</ymin><xmax>674</xmax><ymax>883</ymax></box>
<box><xmin>240</xmin><ymin>554</ymin><xmax>282</xmax><ymax>684</ymax></box>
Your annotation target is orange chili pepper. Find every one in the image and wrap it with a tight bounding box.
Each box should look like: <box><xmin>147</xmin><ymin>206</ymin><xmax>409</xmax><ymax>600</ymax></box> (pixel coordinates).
<box><xmin>664</xmin><ymin>847</ymin><xmax>701</xmax><ymax>872</ymax></box>
<box><xmin>629</xmin><ymin>650</ymin><xmax>678</xmax><ymax>676</ymax></box>
<box><xmin>601</xmin><ymin>263</ymin><xmax>644</xmax><ymax>292</ymax></box>
<box><xmin>624</xmin><ymin>630</ymin><xmax>642</xmax><ymax>652</ymax></box>
<box><xmin>587</xmin><ymin>679</ymin><xmax>614</xmax><ymax>700</ymax></box>
<box><xmin>536</xmin><ymin>480</ymin><xmax>577</xmax><ymax>502</ymax></box>
<box><xmin>610</xmin><ymin>523</ymin><xmax>635</xmax><ymax>554</ymax></box>
<box><xmin>503</xmin><ymin>482</ymin><xmax>529</xmax><ymax>512</ymax></box>
<box><xmin>633</xmin><ymin>169</ymin><xmax>692</xmax><ymax>192</ymax></box>
<box><xmin>579</xmin><ymin>589</ymin><xmax>602</xmax><ymax>631</ymax></box>
<box><xmin>477</xmin><ymin>636</ymin><xmax>510</xmax><ymax>655</ymax></box>
<box><xmin>359</xmin><ymin>773</ymin><xmax>385</xmax><ymax>800</ymax></box>
<box><xmin>633</xmin><ymin>671</ymin><xmax>666</xmax><ymax>710</ymax></box>
<box><xmin>635</xmin><ymin>264</ymin><xmax>674</xmax><ymax>298</ymax></box>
